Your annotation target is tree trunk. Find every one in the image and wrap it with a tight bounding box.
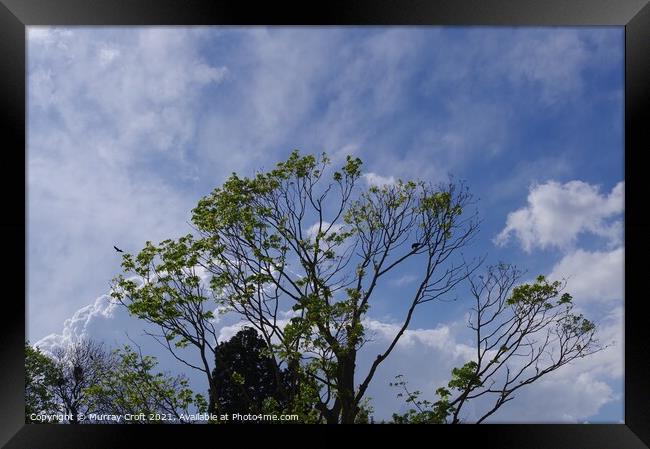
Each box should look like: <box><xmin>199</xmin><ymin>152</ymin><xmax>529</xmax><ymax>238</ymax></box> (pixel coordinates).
<box><xmin>337</xmin><ymin>350</ymin><xmax>358</xmax><ymax>424</ymax></box>
<box><xmin>207</xmin><ymin>375</ymin><xmax>218</xmax><ymax>415</ymax></box>
<box><xmin>69</xmin><ymin>403</ymin><xmax>79</xmax><ymax>424</ymax></box>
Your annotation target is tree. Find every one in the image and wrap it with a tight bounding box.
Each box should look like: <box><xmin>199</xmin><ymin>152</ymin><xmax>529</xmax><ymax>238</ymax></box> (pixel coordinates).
<box><xmin>391</xmin><ymin>264</ymin><xmax>604</xmax><ymax>423</ymax></box>
<box><xmin>84</xmin><ymin>344</ymin><xmax>207</xmax><ymax>423</ymax></box>
<box><xmin>212</xmin><ymin>327</ymin><xmax>295</xmax><ymax>417</ymax></box>
<box><xmin>49</xmin><ymin>339</ymin><xmax>112</xmax><ymax>423</ymax></box>
<box><xmin>112</xmin><ymin>151</ymin><xmax>480</xmax><ymax>423</ymax></box>
<box><xmin>25</xmin><ymin>342</ymin><xmax>58</xmax><ymax>422</ymax></box>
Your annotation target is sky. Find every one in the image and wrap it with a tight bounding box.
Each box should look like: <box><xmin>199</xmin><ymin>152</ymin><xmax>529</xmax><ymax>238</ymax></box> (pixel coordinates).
<box><xmin>27</xmin><ymin>26</ymin><xmax>624</xmax><ymax>423</ymax></box>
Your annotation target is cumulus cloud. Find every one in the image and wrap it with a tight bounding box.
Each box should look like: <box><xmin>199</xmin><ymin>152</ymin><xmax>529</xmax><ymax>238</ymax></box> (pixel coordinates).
<box><xmin>486</xmin><ymin>310</ymin><xmax>623</xmax><ymax>422</ymax></box>
<box><xmin>554</xmin><ymin>306</ymin><xmax>623</xmax><ymax>381</ymax></box>
<box><xmin>549</xmin><ymin>247</ymin><xmax>624</xmax><ymax>305</ymax></box>
<box><xmin>216</xmin><ymin>322</ymin><xmax>249</xmax><ymax>343</ymax></box>
<box><xmin>493</xmin><ymin>180</ymin><xmax>625</xmax><ymax>416</ymax></box>
<box><xmin>35</xmin><ymin>293</ymin><xmax>119</xmax><ymax>354</ymax></box>
<box><xmin>494</xmin><ymin>180</ymin><xmax>623</xmax><ymax>252</ymax></box>
<box><xmin>477</xmin><ymin>245</ymin><xmax>625</xmax><ymax>422</ymax></box>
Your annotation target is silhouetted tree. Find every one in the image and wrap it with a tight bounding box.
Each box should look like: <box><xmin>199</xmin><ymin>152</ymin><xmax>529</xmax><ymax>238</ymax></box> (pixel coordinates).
<box><xmin>212</xmin><ymin>327</ymin><xmax>296</xmax><ymax>417</ymax></box>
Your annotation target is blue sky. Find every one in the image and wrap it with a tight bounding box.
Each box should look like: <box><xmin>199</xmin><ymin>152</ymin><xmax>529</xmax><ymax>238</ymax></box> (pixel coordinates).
<box><xmin>27</xmin><ymin>26</ymin><xmax>624</xmax><ymax>423</ymax></box>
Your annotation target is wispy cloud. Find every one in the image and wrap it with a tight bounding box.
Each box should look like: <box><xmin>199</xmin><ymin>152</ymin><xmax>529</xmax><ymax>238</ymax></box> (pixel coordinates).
<box><xmin>28</xmin><ymin>27</ymin><xmax>227</xmax><ymax>339</ymax></box>
<box><xmin>388</xmin><ymin>274</ymin><xmax>418</xmax><ymax>287</ymax></box>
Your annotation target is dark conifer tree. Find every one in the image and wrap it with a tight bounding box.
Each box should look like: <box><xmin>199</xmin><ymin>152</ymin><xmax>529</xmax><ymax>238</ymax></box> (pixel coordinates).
<box><xmin>212</xmin><ymin>328</ymin><xmax>294</xmax><ymax>416</ymax></box>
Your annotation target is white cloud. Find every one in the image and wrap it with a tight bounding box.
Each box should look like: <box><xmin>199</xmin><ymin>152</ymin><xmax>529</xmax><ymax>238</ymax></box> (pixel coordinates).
<box><xmin>544</xmin><ymin>247</ymin><xmax>624</xmax><ymax>383</ymax></box>
<box><xmin>27</xmin><ymin>28</ymin><xmax>74</xmax><ymax>48</ymax></box>
<box><xmin>487</xmin><ymin>179</ymin><xmax>625</xmax><ymax>422</ymax></box>
<box><xmin>363</xmin><ymin>319</ymin><xmax>476</xmax><ymax>361</ymax></box>
<box><xmin>216</xmin><ymin>322</ymin><xmax>249</xmax><ymax>343</ymax></box>
<box><xmin>29</xmin><ymin>28</ymin><xmax>227</xmax><ymax>162</ymax></box>
<box><xmin>363</xmin><ymin>172</ymin><xmax>397</xmax><ymax>187</ymax></box>
<box><xmin>35</xmin><ymin>293</ymin><xmax>118</xmax><ymax>354</ymax></box>
<box><xmin>196</xmin><ymin>28</ymin><xmax>339</xmax><ymax>177</ymax></box>
<box><xmin>192</xmin><ymin>27</ymin><xmax>619</xmax><ymax>190</ymax></box>
<box><xmin>554</xmin><ymin>306</ymin><xmax>623</xmax><ymax>381</ymax></box>
<box><xmin>362</xmin><ymin>312</ymin><xmax>621</xmax><ymax>422</ymax></box>
<box><xmin>98</xmin><ymin>46</ymin><xmax>120</xmax><ymax>65</ymax></box>
<box><xmin>549</xmin><ymin>247</ymin><xmax>624</xmax><ymax>305</ymax></box>
<box><xmin>495</xmin><ymin>180</ymin><xmax>623</xmax><ymax>252</ymax></box>
<box><xmin>475</xmin><ymin>250</ymin><xmax>625</xmax><ymax>422</ymax></box>
<box><xmin>426</xmin><ymin>29</ymin><xmax>610</xmax><ymax>108</ymax></box>
<box><xmin>217</xmin><ymin>309</ymin><xmax>302</xmax><ymax>343</ymax></box>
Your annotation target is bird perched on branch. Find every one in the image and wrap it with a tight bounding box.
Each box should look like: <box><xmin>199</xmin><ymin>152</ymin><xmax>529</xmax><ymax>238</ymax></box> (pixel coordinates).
<box><xmin>411</xmin><ymin>242</ymin><xmax>421</xmax><ymax>250</ymax></box>
<box><xmin>113</xmin><ymin>245</ymin><xmax>124</xmax><ymax>253</ymax></box>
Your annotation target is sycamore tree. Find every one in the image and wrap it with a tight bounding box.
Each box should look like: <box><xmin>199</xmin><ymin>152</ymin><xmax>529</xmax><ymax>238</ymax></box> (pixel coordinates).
<box><xmin>391</xmin><ymin>264</ymin><xmax>604</xmax><ymax>424</ymax></box>
<box><xmin>112</xmin><ymin>151</ymin><xmax>480</xmax><ymax>423</ymax></box>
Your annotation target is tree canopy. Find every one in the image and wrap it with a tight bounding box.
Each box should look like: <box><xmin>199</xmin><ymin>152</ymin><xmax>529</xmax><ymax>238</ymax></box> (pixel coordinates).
<box><xmin>112</xmin><ymin>151</ymin><xmax>481</xmax><ymax>423</ymax></box>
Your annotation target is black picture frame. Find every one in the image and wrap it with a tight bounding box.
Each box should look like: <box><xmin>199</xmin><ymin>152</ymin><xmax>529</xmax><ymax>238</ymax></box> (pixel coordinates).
<box><xmin>1</xmin><ymin>1</ymin><xmax>648</xmax><ymax>447</ymax></box>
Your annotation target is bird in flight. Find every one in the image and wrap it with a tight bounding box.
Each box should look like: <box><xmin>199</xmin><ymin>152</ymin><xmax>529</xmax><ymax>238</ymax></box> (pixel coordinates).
<box><xmin>113</xmin><ymin>245</ymin><xmax>124</xmax><ymax>253</ymax></box>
